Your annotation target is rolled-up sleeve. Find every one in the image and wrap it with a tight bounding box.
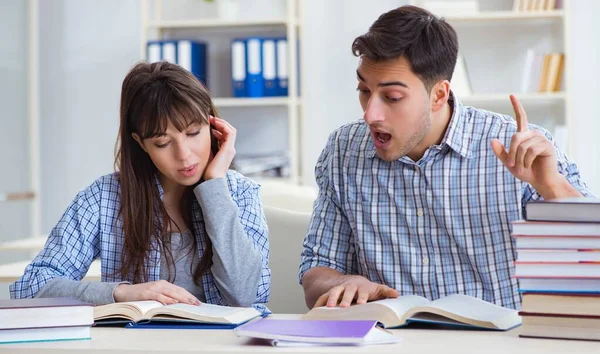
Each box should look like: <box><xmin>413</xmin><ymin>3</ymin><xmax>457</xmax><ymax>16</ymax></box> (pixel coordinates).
<box><xmin>522</xmin><ymin>126</ymin><xmax>596</xmax><ymax>209</ymax></box>
<box><xmin>299</xmin><ymin>132</ymin><xmax>356</xmax><ymax>284</ymax></box>
<box><xmin>10</xmin><ymin>181</ymin><xmax>101</xmax><ymax>299</ymax></box>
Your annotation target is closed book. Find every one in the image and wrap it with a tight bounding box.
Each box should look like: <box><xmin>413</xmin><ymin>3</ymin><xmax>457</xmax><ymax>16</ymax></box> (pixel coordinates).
<box><xmin>235</xmin><ymin>319</ymin><xmax>399</xmax><ymax>346</ymax></box>
<box><xmin>515</xmin><ymin>236</ymin><xmax>600</xmax><ymax>249</ymax></box>
<box><xmin>0</xmin><ymin>298</ymin><xmax>93</xmax><ymax>330</ymax></box>
<box><xmin>521</xmin><ymin>293</ymin><xmax>600</xmax><ymax>316</ymax></box>
<box><xmin>537</xmin><ymin>54</ymin><xmax>550</xmax><ymax>92</ymax></box>
<box><xmin>515</xmin><ymin>261</ymin><xmax>600</xmax><ymax>277</ymax></box>
<box><xmin>519</xmin><ymin>313</ymin><xmax>600</xmax><ymax>341</ymax></box>
<box><xmin>517</xmin><ymin>249</ymin><xmax>600</xmax><ymax>262</ymax></box>
<box><xmin>518</xmin><ymin>277</ymin><xmax>600</xmax><ymax>293</ymax></box>
<box><xmin>0</xmin><ymin>325</ymin><xmax>91</xmax><ymax>344</ymax></box>
<box><xmin>544</xmin><ymin>53</ymin><xmax>564</xmax><ymax>92</ymax></box>
<box><xmin>512</xmin><ymin>220</ymin><xmax>600</xmax><ymax>236</ymax></box>
<box><xmin>545</xmin><ymin>0</ymin><xmax>556</xmax><ymax>10</ymax></box>
<box><xmin>525</xmin><ymin>197</ymin><xmax>600</xmax><ymax>223</ymax></box>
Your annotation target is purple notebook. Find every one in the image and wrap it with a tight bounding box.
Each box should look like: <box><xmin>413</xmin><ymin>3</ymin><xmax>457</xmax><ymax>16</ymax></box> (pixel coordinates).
<box><xmin>238</xmin><ymin>319</ymin><xmax>376</xmax><ymax>338</ymax></box>
<box><xmin>235</xmin><ymin>319</ymin><xmax>400</xmax><ymax>345</ymax></box>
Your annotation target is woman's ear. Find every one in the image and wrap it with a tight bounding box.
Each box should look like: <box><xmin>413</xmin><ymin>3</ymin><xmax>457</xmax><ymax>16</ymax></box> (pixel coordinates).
<box><xmin>131</xmin><ymin>133</ymin><xmax>148</xmax><ymax>153</ymax></box>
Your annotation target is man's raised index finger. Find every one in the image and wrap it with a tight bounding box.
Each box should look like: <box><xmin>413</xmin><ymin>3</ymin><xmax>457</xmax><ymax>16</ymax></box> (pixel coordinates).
<box><xmin>510</xmin><ymin>94</ymin><xmax>529</xmax><ymax>132</ymax></box>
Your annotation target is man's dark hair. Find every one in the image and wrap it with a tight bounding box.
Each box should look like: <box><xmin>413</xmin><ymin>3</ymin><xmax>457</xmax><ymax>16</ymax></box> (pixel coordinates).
<box><xmin>352</xmin><ymin>5</ymin><xmax>458</xmax><ymax>92</ymax></box>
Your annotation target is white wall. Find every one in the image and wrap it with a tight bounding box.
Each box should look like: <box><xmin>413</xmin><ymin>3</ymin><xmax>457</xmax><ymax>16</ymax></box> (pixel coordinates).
<box><xmin>0</xmin><ymin>0</ymin><xmax>31</xmax><ymax>253</ymax></box>
<box><xmin>569</xmin><ymin>0</ymin><xmax>600</xmax><ymax>195</ymax></box>
<box><xmin>39</xmin><ymin>0</ymin><xmax>140</xmax><ymax>231</ymax></box>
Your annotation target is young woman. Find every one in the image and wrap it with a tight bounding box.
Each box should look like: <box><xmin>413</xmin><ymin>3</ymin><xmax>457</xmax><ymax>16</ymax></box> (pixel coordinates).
<box><xmin>10</xmin><ymin>61</ymin><xmax>270</xmax><ymax>312</ymax></box>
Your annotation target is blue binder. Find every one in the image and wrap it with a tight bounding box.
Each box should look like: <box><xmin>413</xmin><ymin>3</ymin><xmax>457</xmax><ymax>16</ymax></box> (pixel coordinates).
<box><xmin>245</xmin><ymin>37</ymin><xmax>264</xmax><ymax>97</ymax></box>
<box><xmin>262</xmin><ymin>38</ymin><xmax>278</xmax><ymax>97</ymax></box>
<box><xmin>231</xmin><ymin>39</ymin><xmax>247</xmax><ymax>97</ymax></box>
<box><xmin>146</xmin><ymin>41</ymin><xmax>162</xmax><ymax>63</ymax></box>
<box><xmin>161</xmin><ymin>40</ymin><xmax>178</xmax><ymax>64</ymax></box>
<box><xmin>276</xmin><ymin>38</ymin><xmax>289</xmax><ymax>97</ymax></box>
<box><xmin>177</xmin><ymin>40</ymin><xmax>208</xmax><ymax>86</ymax></box>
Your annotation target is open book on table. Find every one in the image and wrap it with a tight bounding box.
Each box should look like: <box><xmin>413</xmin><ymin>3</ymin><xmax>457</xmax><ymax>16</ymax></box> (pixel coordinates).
<box><xmin>94</xmin><ymin>301</ymin><xmax>261</xmax><ymax>328</ymax></box>
<box><xmin>302</xmin><ymin>294</ymin><xmax>521</xmax><ymax>331</ymax></box>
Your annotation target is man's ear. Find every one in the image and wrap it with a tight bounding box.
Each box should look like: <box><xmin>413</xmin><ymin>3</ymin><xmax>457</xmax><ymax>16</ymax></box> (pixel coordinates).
<box><xmin>430</xmin><ymin>80</ymin><xmax>451</xmax><ymax>113</ymax></box>
<box><xmin>132</xmin><ymin>133</ymin><xmax>148</xmax><ymax>153</ymax></box>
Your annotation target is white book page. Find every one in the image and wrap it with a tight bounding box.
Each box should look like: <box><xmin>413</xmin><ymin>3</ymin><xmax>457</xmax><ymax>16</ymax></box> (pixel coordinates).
<box><xmin>128</xmin><ymin>301</ymin><xmax>163</xmax><ymax>316</ymax></box>
<box><xmin>427</xmin><ymin>294</ymin><xmax>515</xmax><ymax>322</ymax></box>
<box><xmin>372</xmin><ymin>296</ymin><xmax>430</xmax><ymax>318</ymax></box>
<box><xmin>150</xmin><ymin>303</ymin><xmax>243</xmax><ymax>319</ymax></box>
<box><xmin>95</xmin><ymin>300</ymin><xmax>163</xmax><ymax>321</ymax></box>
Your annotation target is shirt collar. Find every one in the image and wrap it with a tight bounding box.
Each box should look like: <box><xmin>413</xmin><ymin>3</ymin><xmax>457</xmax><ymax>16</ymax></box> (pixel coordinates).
<box><xmin>440</xmin><ymin>91</ymin><xmax>474</xmax><ymax>159</ymax></box>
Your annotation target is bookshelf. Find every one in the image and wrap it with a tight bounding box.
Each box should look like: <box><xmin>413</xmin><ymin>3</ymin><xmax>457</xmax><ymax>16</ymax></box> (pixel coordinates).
<box><xmin>147</xmin><ymin>19</ymin><xmax>291</xmax><ymax>29</ymax></box>
<box><xmin>140</xmin><ymin>0</ymin><xmax>302</xmax><ymax>183</ymax></box>
<box><xmin>213</xmin><ymin>97</ymin><xmax>299</xmax><ymax>107</ymax></box>
<box><xmin>461</xmin><ymin>92</ymin><xmax>566</xmax><ymax>105</ymax></box>
<box><xmin>412</xmin><ymin>0</ymin><xmax>573</xmax><ymax>155</ymax></box>
<box><xmin>442</xmin><ymin>10</ymin><xmax>564</xmax><ymax>21</ymax></box>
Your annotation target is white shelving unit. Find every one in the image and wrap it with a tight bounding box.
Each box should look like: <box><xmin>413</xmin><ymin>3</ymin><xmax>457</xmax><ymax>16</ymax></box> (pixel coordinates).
<box><xmin>411</xmin><ymin>0</ymin><xmax>574</xmax><ymax>157</ymax></box>
<box><xmin>147</xmin><ymin>19</ymin><xmax>295</xmax><ymax>29</ymax></box>
<box><xmin>442</xmin><ymin>9</ymin><xmax>564</xmax><ymax>21</ymax></box>
<box><xmin>461</xmin><ymin>92</ymin><xmax>566</xmax><ymax>105</ymax></box>
<box><xmin>140</xmin><ymin>0</ymin><xmax>303</xmax><ymax>184</ymax></box>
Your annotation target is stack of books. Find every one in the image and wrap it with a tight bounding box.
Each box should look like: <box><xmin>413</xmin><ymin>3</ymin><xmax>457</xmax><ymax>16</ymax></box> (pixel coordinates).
<box><xmin>513</xmin><ymin>0</ymin><xmax>558</xmax><ymax>12</ymax></box>
<box><xmin>520</xmin><ymin>50</ymin><xmax>565</xmax><ymax>93</ymax></box>
<box><xmin>513</xmin><ymin>197</ymin><xmax>600</xmax><ymax>341</ymax></box>
<box><xmin>0</xmin><ymin>298</ymin><xmax>93</xmax><ymax>344</ymax></box>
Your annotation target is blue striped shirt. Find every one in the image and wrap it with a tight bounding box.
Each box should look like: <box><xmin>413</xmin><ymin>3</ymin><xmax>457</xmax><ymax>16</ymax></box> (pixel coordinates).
<box><xmin>10</xmin><ymin>170</ymin><xmax>270</xmax><ymax>312</ymax></box>
<box><xmin>299</xmin><ymin>95</ymin><xmax>594</xmax><ymax>309</ymax></box>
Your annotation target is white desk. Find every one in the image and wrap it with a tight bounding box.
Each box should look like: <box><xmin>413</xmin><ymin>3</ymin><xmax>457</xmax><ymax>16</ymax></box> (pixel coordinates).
<box><xmin>0</xmin><ymin>260</ymin><xmax>102</xmax><ymax>283</ymax></box>
<box><xmin>0</xmin><ymin>315</ymin><xmax>597</xmax><ymax>354</ymax></box>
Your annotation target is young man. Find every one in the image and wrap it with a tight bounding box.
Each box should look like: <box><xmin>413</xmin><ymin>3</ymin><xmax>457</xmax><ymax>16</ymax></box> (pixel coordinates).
<box><xmin>299</xmin><ymin>5</ymin><xmax>594</xmax><ymax>310</ymax></box>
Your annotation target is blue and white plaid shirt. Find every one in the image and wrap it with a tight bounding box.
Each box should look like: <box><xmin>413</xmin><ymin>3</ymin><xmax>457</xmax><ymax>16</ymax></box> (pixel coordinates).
<box><xmin>11</xmin><ymin>170</ymin><xmax>270</xmax><ymax>312</ymax></box>
<box><xmin>299</xmin><ymin>94</ymin><xmax>594</xmax><ymax>309</ymax></box>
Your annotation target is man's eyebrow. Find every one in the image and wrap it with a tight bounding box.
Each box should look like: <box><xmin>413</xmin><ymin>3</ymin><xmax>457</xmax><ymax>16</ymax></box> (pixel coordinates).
<box><xmin>356</xmin><ymin>70</ymin><xmax>409</xmax><ymax>88</ymax></box>
<box><xmin>357</xmin><ymin>70</ymin><xmax>366</xmax><ymax>82</ymax></box>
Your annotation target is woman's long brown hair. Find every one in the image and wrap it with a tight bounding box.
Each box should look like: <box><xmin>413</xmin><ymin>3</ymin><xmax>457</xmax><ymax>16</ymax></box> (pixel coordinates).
<box><xmin>114</xmin><ymin>61</ymin><xmax>218</xmax><ymax>285</ymax></box>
